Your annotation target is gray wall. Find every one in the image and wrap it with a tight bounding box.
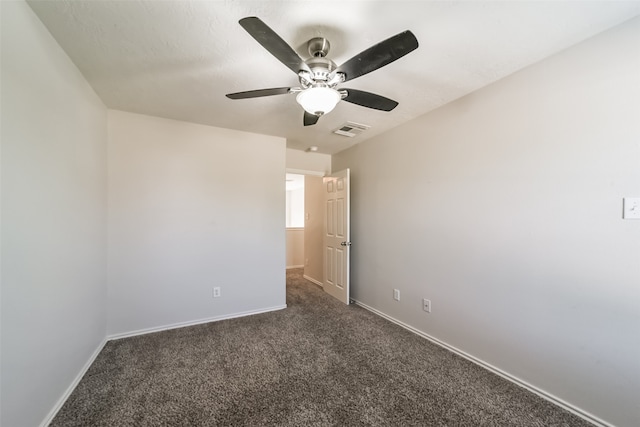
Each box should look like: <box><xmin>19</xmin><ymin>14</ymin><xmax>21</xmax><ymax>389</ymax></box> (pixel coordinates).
<box><xmin>1</xmin><ymin>2</ymin><xmax>108</xmax><ymax>426</ymax></box>
<box><xmin>1</xmin><ymin>3</ymin><xmax>287</xmax><ymax>424</ymax></box>
<box><xmin>333</xmin><ymin>17</ymin><xmax>640</xmax><ymax>427</ymax></box>
<box><xmin>107</xmin><ymin>110</ymin><xmax>286</xmax><ymax>337</ymax></box>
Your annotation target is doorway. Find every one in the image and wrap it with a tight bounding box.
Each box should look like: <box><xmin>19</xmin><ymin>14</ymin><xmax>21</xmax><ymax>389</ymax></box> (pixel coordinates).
<box><xmin>285</xmin><ymin>171</ymin><xmax>325</xmax><ymax>287</ymax></box>
<box><xmin>285</xmin><ymin>173</ymin><xmax>305</xmax><ymax>269</ymax></box>
<box><xmin>285</xmin><ymin>169</ymin><xmax>351</xmax><ymax>304</ymax></box>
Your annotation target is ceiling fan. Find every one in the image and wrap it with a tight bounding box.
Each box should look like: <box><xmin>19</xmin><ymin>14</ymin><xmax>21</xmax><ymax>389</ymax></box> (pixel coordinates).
<box><xmin>226</xmin><ymin>17</ymin><xmax>419</xmax><ymax>126</ymax></box>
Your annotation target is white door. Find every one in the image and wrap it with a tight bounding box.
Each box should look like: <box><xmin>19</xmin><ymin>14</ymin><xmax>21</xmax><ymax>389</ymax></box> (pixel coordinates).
<box><xmin>323</xmin><ymin>169</ymin><xmax>350</xmax><ymax>304</ymax></box>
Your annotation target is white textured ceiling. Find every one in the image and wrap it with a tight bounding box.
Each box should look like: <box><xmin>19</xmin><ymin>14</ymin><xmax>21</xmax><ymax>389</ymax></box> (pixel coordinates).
<box><xmin>27</xmin><ymin>0</ymin><xmax>640</xmax><ymax>155</ymax></box>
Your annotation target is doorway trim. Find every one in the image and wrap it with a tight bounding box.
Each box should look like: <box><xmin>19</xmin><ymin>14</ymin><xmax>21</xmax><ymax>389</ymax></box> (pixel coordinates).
<box><xmin>286</xmin><ymin>168</ymin><xmax>326</xmax><ymax>177</ymax></box>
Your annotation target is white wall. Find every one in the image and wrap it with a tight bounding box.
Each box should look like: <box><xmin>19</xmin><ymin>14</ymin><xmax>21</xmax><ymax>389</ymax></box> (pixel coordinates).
<box><xmin>333</xmin><ymin>17</ymin><xmax>640</xmax><ymax>427</ymax></box>
<box><xmin>286</xmin><ymin>147</ymin><xmax>331</xmax><ymax>175</ymax></box>
<box><xmin>1</xmin><ymin>2</ymin><xmax>108</xmax><ymax>426</ymax></box>
<box><xmin>107</xmin><ymin>110</ymin><xmax>286</xmax><ymax>336</ymax></box>
<box><xmin>286</xmin><ymin>228</ymin><xmax>304</xmax><ymax>268</ymax></box>
<box><xmin>303</xmin><ymin>175</ymin><xmax>324</xmax><ymax>285</ymax></box>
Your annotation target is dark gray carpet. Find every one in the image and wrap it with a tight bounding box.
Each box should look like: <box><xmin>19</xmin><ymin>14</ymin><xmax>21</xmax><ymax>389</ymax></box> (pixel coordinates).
<box><xmin>51</xmin><ymin>269</ymin><xmax>592</xmax><ymax>426</ymax></box>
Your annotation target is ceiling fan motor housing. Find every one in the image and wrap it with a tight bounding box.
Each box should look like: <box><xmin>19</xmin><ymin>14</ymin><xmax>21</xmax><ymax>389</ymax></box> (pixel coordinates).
<box><xmin>302</xmin><ymin>56</ymin><xmax>337</xmax><ymax>85</ymax></box>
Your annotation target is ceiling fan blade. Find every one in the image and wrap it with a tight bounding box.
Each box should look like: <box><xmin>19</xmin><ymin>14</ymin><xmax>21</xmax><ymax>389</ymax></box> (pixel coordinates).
<box><xmin>239</xmin><ymin>17</ymin><xmax>310</xmax><ymax>74</ymax></box>
<box><xmin>342</xmin><ymin>89</ymin><xmax>399</xmax><ymax>111</ymax></box>
<box><xmin>304</xmin><ymin>112</ymin><xmax>320</xmax><ymax>126</ymax></box>
<box><xmin>226</xmin><ymin>87</ymin><xmax>291</xmax><ymax>99</ymax></box>
<box><xmin>335</xmin><ymin>30</ymin><xmax>418</xmax><ymax>82</ymax></box>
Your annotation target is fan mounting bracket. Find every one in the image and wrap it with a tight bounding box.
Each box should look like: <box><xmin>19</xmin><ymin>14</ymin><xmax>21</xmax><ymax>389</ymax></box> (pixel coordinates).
<box><xmin>307</xmin><ymin>37</ymin><xmax>331</xmax><ymax>58</ymax></box>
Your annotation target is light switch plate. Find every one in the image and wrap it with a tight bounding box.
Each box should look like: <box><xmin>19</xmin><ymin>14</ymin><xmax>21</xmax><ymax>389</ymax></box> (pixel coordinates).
<box><xmin>623</xmin><ymin>198</ymin><xmax>640</xmax><ymax>219</ymax></box>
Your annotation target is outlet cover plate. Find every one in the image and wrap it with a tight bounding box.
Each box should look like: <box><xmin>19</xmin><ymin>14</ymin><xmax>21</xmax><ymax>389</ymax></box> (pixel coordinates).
<box><xmin>623</xmin><ymin>197</ymin><xmax>640</xmax><ymax>219</ymax></box>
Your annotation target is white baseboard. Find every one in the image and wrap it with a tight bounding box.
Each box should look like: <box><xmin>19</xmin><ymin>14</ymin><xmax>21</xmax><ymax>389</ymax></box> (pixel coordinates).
<box><xmin>42</xmin><ymin>305</ymin><xmax>287</xmax><ymax>425</ymax></box>
<box><xmin>286</xmin><ymin>264</ymin><xmax>304</xmax><ymax>269</ymax></box>
<box><xmin>353</xmin><ymin>300</ymin><xmax>613</xmax><ymax>427</ymax></box>
<box><xmin>44</xmin><ymin>302</ymin><xmax>607</xmax><ymax>426</ymax></box>
<box><xmin>107</xmin><ymin>305</ymin><xmax>287</xmax><ymax>341</ymax></box>
<box><xmin>303</xmin><ymin>274</ymin><xmax>323</xmax><ymax>287</ymax></box>
<box><xmin>40</xmin><ymin>338</ymin><xmax>108</xmax><ymax>427</ymax></box>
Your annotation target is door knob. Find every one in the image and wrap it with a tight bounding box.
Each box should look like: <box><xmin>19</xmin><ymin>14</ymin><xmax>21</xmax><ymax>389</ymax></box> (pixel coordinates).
<box><xmin>340</xmin><ymin>241</ymin><xmax>352</xmax><ymax>246</ymax></box>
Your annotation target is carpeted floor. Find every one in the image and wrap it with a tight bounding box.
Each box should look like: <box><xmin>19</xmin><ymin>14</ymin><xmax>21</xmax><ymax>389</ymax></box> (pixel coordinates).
<box><xmin>51</xmin><ymin>269</ymin><xmax>592</xmax><ymax>426</ymax></box>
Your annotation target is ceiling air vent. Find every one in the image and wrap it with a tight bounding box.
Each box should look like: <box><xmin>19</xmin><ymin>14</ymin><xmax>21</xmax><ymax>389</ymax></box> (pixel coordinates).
<box><xmin>333</xmin><ymin>121</ymin><xmax>370</xmax><ymax>137</ymax></box>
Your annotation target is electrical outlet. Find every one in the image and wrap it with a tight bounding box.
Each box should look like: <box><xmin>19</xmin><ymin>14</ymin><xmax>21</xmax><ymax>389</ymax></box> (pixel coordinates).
<box><xmin>393</xmin><ymin>289</ymin><xmax>400</xmax><ymax>301</ymax></box>
<box><xmin>213</xmin><ymin>287</ymin><xmax>221</xmax><ymax>298</ymax></box>
<box><xmin>422</xmin><ymin>299</ymin><xmax>431</xmax><ymax>313</ymax></box>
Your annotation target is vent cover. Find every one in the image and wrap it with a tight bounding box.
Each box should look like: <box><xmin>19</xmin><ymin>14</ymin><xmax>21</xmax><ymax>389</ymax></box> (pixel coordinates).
<box><xmin>333</xmin><ymin>121</ymin><xmax>370</xmax><ymax>137</ymax></box>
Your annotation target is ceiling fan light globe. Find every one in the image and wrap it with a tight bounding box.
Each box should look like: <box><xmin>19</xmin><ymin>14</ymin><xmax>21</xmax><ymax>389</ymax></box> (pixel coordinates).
<box><xmin>296</xmin><ymin>87</ymin><xmax>341</xmax><ymax>116</ymax></box>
